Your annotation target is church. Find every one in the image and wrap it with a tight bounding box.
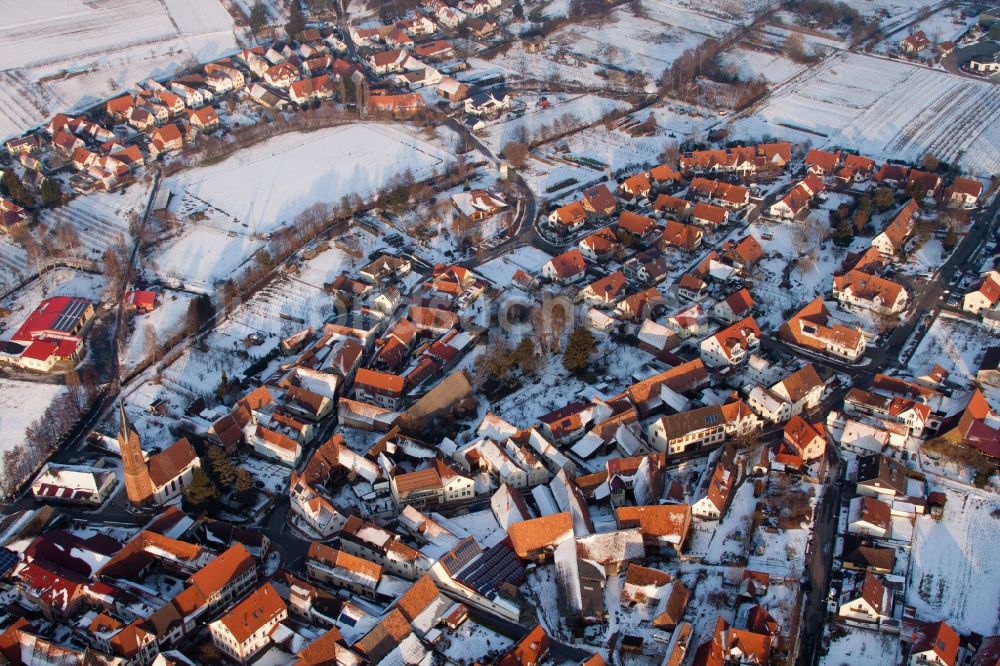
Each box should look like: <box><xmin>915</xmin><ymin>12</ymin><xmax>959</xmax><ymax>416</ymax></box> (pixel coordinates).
<box><xmin>118</xmin><ymin>402</ymin><xmax>201</xmax><ymax>506</ymax></box>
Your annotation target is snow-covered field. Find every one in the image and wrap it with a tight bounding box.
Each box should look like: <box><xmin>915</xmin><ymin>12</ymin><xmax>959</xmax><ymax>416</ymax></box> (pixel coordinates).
<box><xmin>149</xmin><ymin>227</ymin><xmax>264</xmax><ymax>293</ymax></box>
<box><xmin>0</xmin><ymin>0</ymin><xmax>238</xmax><ymax>141</ymax></box>
<box><xmin>480</xmin><ymin>93</ymin><xmax>627</xmax><ymax>154</ymax></box>
<box><xmin>907</xmin><ymin>486</ymin><xmax>1000</xmax><ymax>636</ymax></box>
<box><xmin>905</xmin><ymin>314</ymin><xmax>992</xmax><ymax>386</ymax></box>
<box><xmin>729</xmin><ymin>51</ymin><xmax>1000</xmax><ymax>177</ymax></box>
<box><xmin>476</xmin><ymin>246</ymin><xmax>553</xmax><ymax>285</ymax></box>
<box><xmin>167</xmin><ymin>124</ymin><xmax>456</xmax><ymax>232</ymax></box>
<box><xmin>0</xmin><ymin>379</ymin><xmax>67</xmax><ymax>457</ymax></box>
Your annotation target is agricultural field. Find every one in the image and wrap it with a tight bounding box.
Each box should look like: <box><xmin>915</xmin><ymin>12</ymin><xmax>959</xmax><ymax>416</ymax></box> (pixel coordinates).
<box><xmin>729</xmin><ymin>51</ymin><xmax>1000</xmax><ymax>177</ymax></box>
<box><xmin>907</xmin><ymin>486</ymin><xmax>1000</xmax><ymax>636</ymax></box>
<box><xmin>0</xmin><ymin>0</ymin><xmax>238</xmax><ymax>141</ymax></box>
<box><xmin>166</xmin><ymin>124</ymin><xmax>457</xmax><ymax>233</ymax></box>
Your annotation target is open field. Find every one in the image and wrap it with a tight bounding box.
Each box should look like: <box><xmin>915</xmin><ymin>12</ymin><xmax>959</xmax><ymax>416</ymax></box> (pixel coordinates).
<box><xmin>904</xmin><ymin>314</ymin><xmax>992</xmax><ymax>386</ymax></box>
<box><xmin>729</xmin><ymin>51</ymin><xmax>1000</xmax><ymax>177</ymax></box>
<box><xmin>167</xmin><ymin>124</ymin><xmax>456</xmax><ymax>233</ymax></box>
<box><xmin>907</xmin><ymin>486</ymin><xmax>1000</xmax><ymax>635</ymax></box>
<box><xmin>0</xmin><ymin>0</ymin><xmax>237</xmax><ymax>141</ymax></box>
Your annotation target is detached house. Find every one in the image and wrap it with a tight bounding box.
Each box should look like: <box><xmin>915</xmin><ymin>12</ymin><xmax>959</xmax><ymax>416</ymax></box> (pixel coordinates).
<box><xmin>579</xmin><ymin>227</ymin><xmax>621</xmax><ymax>263</ymax></box>
<box><xmin>691</xmin><ymin>202</ymin><xmax>729</xmax><ymax>228</ymax></box>
<box><xmin>616</xmin><ymin>211</ymin><xmax>659</xmax><ymax>246</ymax></box>
<box><xmin>782</xmin><ymin>415</ymin><xmax>826</xmax><ymax>460</ymax></box>
<box><xmin>779</xmin><ymin>297</ymin><xmax>866</xmax><ymax>362</ymax></box>
<box><xmin>547</xmin><ymin>200</ymin><xmax>587</xmax><ymax>233</ymax></box>
<box><xmin>834</xmin><ymin>270</ymin><xmax>908</xmax><ymax>314</ymax></box>
<box><xmin>582</xmin><ymin>183</ymin><xmax>618</xmax><ymax>218</ymax></box>
<box><xmin>699</xmin><ymin>317</ymin><xmax>761</xmax><ymax>368</ymax></box>
<box><xmin>838</xmin><ymin>572</ymin><xmax>889</xmax><ymax>623</ymax></box>
<box><xmin>542</xmin><ymin>248</ymin><xmax>588</xmax><ymax>284</ymax></box>
<box><xmin>900</xmin><ymin>30</ymin><xmax>930</xmax><ymax>54</ymax></box>
<box><xmin>619</xmin><ymin>173</ymin><xmax>652</xmax><ymax>200</ymax></box>
<box><xmin>712</xmin><ymin>288</ymin><xmax>754</xmax><ymax>324</ymax></box>
<box><xmin>577</xmin><ymin>271</ymin><xmax>627</xmax><ymax>308</ymax></box>
<box><xmin>945</xmin><ymin>176</ymin><xmax>983</xmax><ymax>208</ymax></box>
<box><xmin>907</xmin><ymin>621</ymin><xmax>959</xmax><ymax>666</ymax></box>
<box><xmin>660</xmin><ymin>219</ymin><xmax>703</xmax><ymax>252</ymax></box>
<box><xmin>748</xmin><ymin>363</ymin><xmax>826</xmax><ymax>423</ymax></box>
<box><xmin>370</xmin><ymin>49</ymin><xmax>409</xmax><ymax>75</ymax></box>
<box><xmin>963</xmin><ymin>271</ymin><xmax>1000</xmax><ymax>315</ymax></box>
<box><xmin>804</xmin><ymin>148</ymin><xmax>841</xmax><ymax>175</ymax></box>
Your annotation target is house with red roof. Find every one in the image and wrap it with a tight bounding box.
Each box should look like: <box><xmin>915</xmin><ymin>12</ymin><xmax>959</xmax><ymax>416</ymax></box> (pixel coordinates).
<box><xmin>712</xmin><ymin>288</ymin><xmax>754</xmax><ymax>324</ymax></box>
<box><xmin>619</xmin><ymin>173</ymin><xmax>652</xmax><ymax>200</ymax></box>
<box><xmin>125</xmin><ymin>290</ymin><xmax>157</xmax><ymax>312</ymax></box>
<box><xmin>581</xmin><ymin>183</ymin><xmax>618</xmax><ymax>217</ymax></box>
<box><xmin>907</xmin><ymin>620</ymin><xmax>959</xmax><ymax>666</ymax></box>
<box><xmin>873</xmin><ymin>199</ymin><xmax>918</xmax><ymax>258</ymax></box>
<box><xmin>577</xmin><ymin>271</ymin><xmax>627</xmax><ymax>308</ymax></box>
<box><xmin>834</xmin><ymin>269</ymin><xmax>908</xmax><ymax>314</ymax></box>
<box><xmin>699</xmin><ymin>316</ymin><xmax>761</xmax><ymax>368</ymax></box>
<box><xmin>691</xmin><ymin>202</ymin><xmax>729</xmax><ymax>228</ymax></box>
<box><xmin>579</xmin><ymin>227</ymin><xmax>621</xmax><ymax>263</ymax></box>
<box><xmin>964</xmin><ymin>270</ymin><xmax>1000</xmax><ymax>315</ymax></box>
<box><xmin>616</xmin><ymin>211</ymin><xmax>659</xmax><ymax>246</ymax></box>
<box><xmin>804</xmin><ymin>148</ymin><xmax>841</xmax><ymax>175</ymax></box>
<box><xmin>838</xmin><ymin>572</ymin><xmax>889</xmax><ymax>623</ymax></box>
<box><xmin>353</xmin><ymin>368</ymin><xmax>406</xmax><ymax>410</ymax></box>
<box><xmin>546</xmin><ymin>200</ymin><xmax>587</xmax><ymax>233</ymax></box>
<box><xmin>542</xmin><ymin>248</ymin><xmax>588</xmax><ymax>284</ymax></box>
<box><xmin>782</xmin><ymin>415</ymin><xmax>826</xmax><ymax>460</ymax></box>
<box><xmin>900</xmin><ymin>30</ymin><xmax>930</xmax><ymax>54</ymax></box>
<box><xmin>945</xmin><ymin>176</ymin><xmax>983</xmax><ymax>208</ymax></box>
<box><xmin>660</xmin><ymin>219</ymin><xmax>703</xmax><ymax>252</ymax></box>
<box><xmin>209</xmin><ymin>583</ymin><xmax>287</xmax><ymax>663</ymax></box>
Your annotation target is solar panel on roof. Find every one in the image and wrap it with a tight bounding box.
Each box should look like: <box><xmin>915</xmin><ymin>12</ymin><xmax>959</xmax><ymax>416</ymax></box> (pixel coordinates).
<box><xmin>0</xmin><ymin>548</ymin><xmax>17</xmax><ymax>576</ymax></box>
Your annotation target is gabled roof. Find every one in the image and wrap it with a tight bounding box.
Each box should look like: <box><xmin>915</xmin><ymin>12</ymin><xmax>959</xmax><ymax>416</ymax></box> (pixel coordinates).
<box><xmin>910</xmin><ymin>620</ymin><xmax>959</xmax><ymax>666</ymax></box>
<box><xmin>148</xmin><ymin>437</ymin><xmax>198</xmax><ymax>488</ymax></box>
<box><xmin>617</xmin><ymin>211</ymin><xmax>657</xmax><ymax>236</ymax></box>
<box><xmin>804</xmin><ymin>148</ymin><xmax>840</xmax><ymax>173</ymax></box>
<box><xmin>547</xmin><ymin>248</ymin><xmax>587</xmax><ymax>278</ymax></box>
<box><xmin>507</xmin><ymin>512</ymin><xmax>573</xmax><ymax>557</ymax></box>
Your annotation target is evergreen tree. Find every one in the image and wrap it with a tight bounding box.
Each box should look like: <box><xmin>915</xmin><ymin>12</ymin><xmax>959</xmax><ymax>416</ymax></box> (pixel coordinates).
<box><xmin>562</xmin><ymin>327</ymin><xmax>596</xmax><ymax>373</ymax></box>
<box><xmin>250</xmin><ymin>1</ymin><xmax>267</xmax><ymax>32</ymax></box>
<box><xmin>285</xmin><ymin>1</ymin><xmax>306</xmax><ymax>39</ymax></box>
<box><xmin>206</xmin><ymin>445</ymin><xmax>237</xmax><ymax>487</ymax></box>
<box><xmin>943</xmin><ymin>227</ymin><xmax>958</xmax><ymax>251</ymax></box>
<box><xmin>40</xmin><ymin>178</ymin><xmax>62</xmax><ymax>208</ymax></box>
<box><xmin>2</xmin><ymin>171</ymin><xmax>31</xmax><ymax>208</ymax></box>
<box><xmin>872</xmin><ymin>186</ymin><xmax>895</xmax><ymax>210</ymax></box>
<box><xmin>184</xmin><ymin>467</ymin><xmax>219</xmax><ymax>508</ymax></box>
<box><xmin>512</xmin><ymin>2</ymin><xmax>523</xmax><ymax>18</ymax></box>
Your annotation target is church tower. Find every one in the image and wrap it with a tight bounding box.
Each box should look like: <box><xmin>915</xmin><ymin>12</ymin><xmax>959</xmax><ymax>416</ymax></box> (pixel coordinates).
<box><xmin>118</xmin><ymin>402</ymin><xmax>153</xmax><ymax>505</ymax></box>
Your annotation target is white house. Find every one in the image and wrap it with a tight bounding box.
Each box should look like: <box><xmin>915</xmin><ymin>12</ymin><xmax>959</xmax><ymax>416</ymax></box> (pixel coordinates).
<box><xmin>209</xmin><ymin>583</ymin><xmax>287</xmax><ymax>664</ymax></box>
<box><xmin>834</xmin><ymin>270</ymin><xmax>908</xmax><ymax>314</ymax></box>
<box><xmin>699</xmin><ymin>317</ymin><xmax>760</xmax><ymax>368</ymax></box>
<box><xmin>847</xmin><ymin>496</ymin><xmax>891</xmax><ymax>538</ymax></box>
<box><xmin>963</xmin><ymin>271</ymin><xmax>1000</xmax><ymax>315</ymax></box>
<box><xmin>838</xmin><ymin>573</ymin><xmax>889</xmax><ymax>624</ymax></box>
<box><xmin>747</xmin><ymin>364</ymin><xmax>826</xmax><ymax>423</ymax></box>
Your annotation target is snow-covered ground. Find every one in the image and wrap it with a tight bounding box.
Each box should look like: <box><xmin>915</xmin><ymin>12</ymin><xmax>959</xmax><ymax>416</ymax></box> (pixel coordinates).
<box><xmin>166</xmin><ymin>124</ymin><xmax>458</xmax><ymax>234</ymax></box>
<box><xmin>873</xmin><ymin>6</ymin><xmax>977</xmax><ymax>55</ymax></box>
<box><xmin>149</xmin><ymin>226</ymin><xmax>264</xmax><ymax>293</ymax></box>
<box><xmin>728</xmin><ymin>51</ymin><xmax>1000</xmax><ymax>177</ymax></box>
<box><xmin>904</xmin><ymin>314</ymin><xmax>992</xmax><ymax>386</ymax></box>
<box><xmin>0</xmin><ymin>379</ymin><xmax>67</xmax><ymax>457</ymax></box>
<box><xmin>0</xmin><ymin>0</ymin><xmax>238</xmax><ymax>141</ymax></box>
<box><xmin>820</xmin><ymin>626</ymin><xmax>899</xmax><ymax>666</ymax></box>
<box><xmin>717</xmin><ymin>46</ymin><xmax>808</xmax><ymax>84</ymax></box>
<box><xmin>476</xmin><ymin>246</ymin><xmax>553</xmax><ymax>285</ymax></box>
<box><xmin>0</xmin><ymin>268</ymin><xmax>106</xmax><ymax>336</ymax></box>
<box><xmin>907</xmin><ymin>486</ymin><xmax>1000</xmax><ymax>636</ymax></box>
<box><xmin>121</xmin><ymin>290</ymin><xmax>196</xmax><ymax>372</ymax></box>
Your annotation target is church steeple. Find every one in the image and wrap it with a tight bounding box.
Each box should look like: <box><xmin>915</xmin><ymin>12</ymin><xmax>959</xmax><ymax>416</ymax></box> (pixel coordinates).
<box><xmin>117</xmin><ymin>401</ymin><xmax>153</xmax><ymax>505</ymax></box>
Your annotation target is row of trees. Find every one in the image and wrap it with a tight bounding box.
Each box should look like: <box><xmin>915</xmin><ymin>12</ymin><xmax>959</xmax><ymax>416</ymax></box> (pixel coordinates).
<box><xmin>1</xmin><ymin>170</ymin><xmax>63</xmax><ymax>209</ymax></box>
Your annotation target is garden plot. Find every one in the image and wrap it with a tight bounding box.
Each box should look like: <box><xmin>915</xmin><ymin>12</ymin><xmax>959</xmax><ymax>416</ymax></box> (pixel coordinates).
<box><xmin>0</xmin><ymin>379</ymin><xmax>67</xmax><ymax>457</ymax></box>
<box><xmin>820</xmin><ymin>627</ymin><xmax>899</xmax><ymax>666</ymax></box>
<box><xmin>728</xmin><ymin>51</ymin><xmax>1000</xmax><ymax>177</ymax></box>
<box><xmin>905</xmin><ymin>314</ymin><xmax>992</xmax><ymax>385</ymax></box>
<box><xmin>166</xmin><ymin>124</ymin><xmax>455</xmax><ymax>233</ymax></box>
<box><xmin>907</xmin><ymin>487</ymin><xmax>1000</xmax><ymax>636</ymax></box>
<box><xmin>0</xmin><ymin>0</ymin><xmax>236</xmax><ymax>141</ymax></box>
<box><xmin>648</xmin><ymin>0</ymin><xmax>771</xmax><ymax>23</ymax></box>
<box><xmin>121</xmin><ymin>289</ymin><xmax>196</xmax><ymax>373</ymax></box>
<box><xmin>41</xmin><ymin>178</ymin><xmax>153</xmax><ymax>260</ymax></box>
<box><xmin>440</xmin><ymin>620</ymin><xmax>513</xmax><ymax>663</ymax></box>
